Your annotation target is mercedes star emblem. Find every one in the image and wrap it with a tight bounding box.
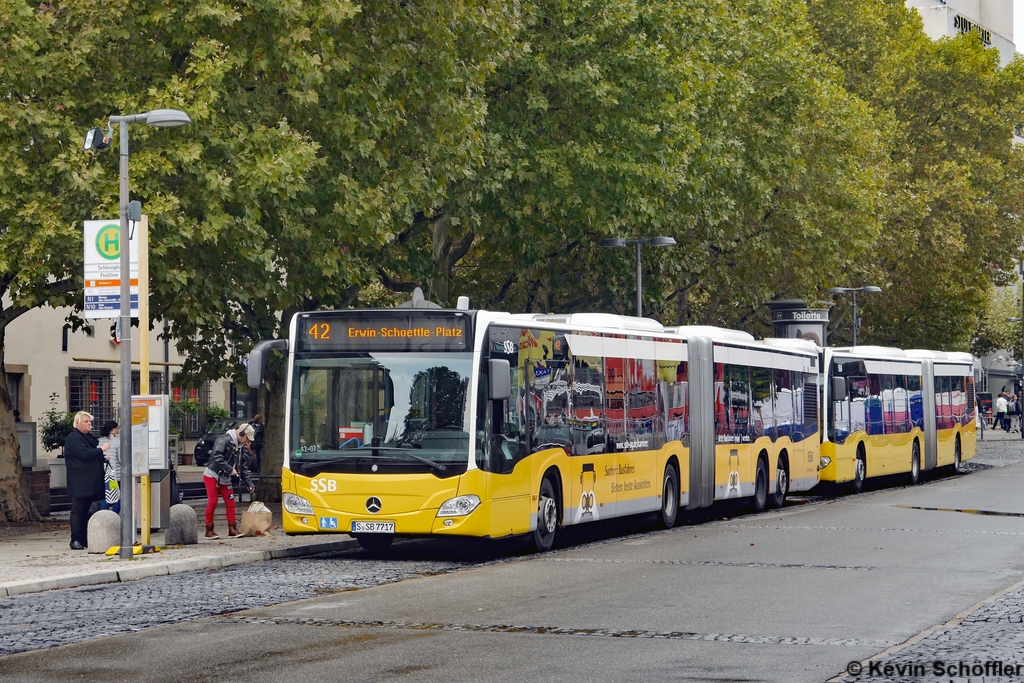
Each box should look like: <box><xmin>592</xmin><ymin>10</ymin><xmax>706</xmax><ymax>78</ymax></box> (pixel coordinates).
<box><xmin>365</xmin><ymin>496</ymin><xmax>382</xmax><ymax>514</ymax></box>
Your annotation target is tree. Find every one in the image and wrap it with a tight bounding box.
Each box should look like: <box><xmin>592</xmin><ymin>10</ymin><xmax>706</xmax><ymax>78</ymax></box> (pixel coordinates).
<box><xmin>376</xmin><ymin>0</ymin><xmax>886</xmax><ymax>339</ymax></box>
<box><xmin>807</xmin><ymin>0</ymin><xmax>1024</xmax><ymax>350</ymax></box>
<box><xmin>0</xmin><ymin>0</ymin><xmax>188</xmax><ymax>521</ymax></box>
<box><xmin>136</xmin><ymin>0</ymin><xmax>523</xmax><ymax>500</ymax></box>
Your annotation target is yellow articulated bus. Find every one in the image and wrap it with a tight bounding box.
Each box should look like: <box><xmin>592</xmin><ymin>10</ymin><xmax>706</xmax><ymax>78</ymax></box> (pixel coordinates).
<box><xmin>820</xmin><ymin>346</ymin><xmax>977</xmax><ymax>491</ymax></box>
<box><xmin>247</xmin><ymin>299</ymin><xmax>820</xmax><ymax>551</ymax></box>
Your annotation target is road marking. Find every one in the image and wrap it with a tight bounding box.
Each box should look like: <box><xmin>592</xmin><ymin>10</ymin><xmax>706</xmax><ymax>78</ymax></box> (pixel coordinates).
<box><xmin>225</xmin><ymin>615</ymin><xmax>896</xmax><ymax>648</ymax></box>
<box><xmin>541</xmin><ymin>557</ymin><xmax>874</xmax><ymax>571</ymax></box>
<box><xmin>892</xmin><ymin>505</ymin><xmax>1024</xmax><ymax>518</ymax></box>
<box><xmin>729</xmin><ymin>523</ymin><xmax>1024</xmax><ymax>536</ymax></box>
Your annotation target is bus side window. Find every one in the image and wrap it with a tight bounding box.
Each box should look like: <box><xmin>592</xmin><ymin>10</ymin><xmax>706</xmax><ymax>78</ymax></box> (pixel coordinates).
<box><xmin>572</xmin><ymin>353</ymin><xmax>605</xmax><ymax>455</ymax></box>
<box><xmin>482</xmin><ymin>326</ymin><xmax>531</xmax><ymax>473</ymax></box>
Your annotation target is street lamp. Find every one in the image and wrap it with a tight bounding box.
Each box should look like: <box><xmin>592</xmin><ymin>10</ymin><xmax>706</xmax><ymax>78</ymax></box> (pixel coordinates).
<box><xmin>85</xmin><ymin>108</ymin><xmax>191</xmax><ymax>559</ymax></box>
<box><xmin>601</xmin><ymin>236</ymin><xmax>677</xmax><ymax>317</ymax></box>
<box><xmin>1007</xmin><ymin>314</ymin><xmax>1024</xmax><ymax>440</ymax></box>
<box><xmin>827</xmin><ymin>285</ymin><xmax>882</xmax><ymax>346</ymax></box>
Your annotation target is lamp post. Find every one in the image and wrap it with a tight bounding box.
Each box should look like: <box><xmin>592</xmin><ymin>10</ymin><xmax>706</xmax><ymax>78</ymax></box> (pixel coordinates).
<box><xmin>86</xmin><ymin>109</ymin><xmax>190</xmax><ymax>559</ymax></box>
<box><xmin>601</xmin><ymin>236</ymin><xmax>677</xmax><ymax>317</ymax></box>
<box><xmin>827</xmin><ymin>285</ymin><xmax>882</xmax><ymax>346</ymax></box>
<box><xmin>1008</xmin><ymin>309</ymin><xmax>1024</xmax><ymax>440</ymax></box>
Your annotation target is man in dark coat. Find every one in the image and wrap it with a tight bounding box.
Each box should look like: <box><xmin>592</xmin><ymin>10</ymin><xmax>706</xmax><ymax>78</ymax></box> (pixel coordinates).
<box><xmin>65</xmin><ymin>411</ymin><xmax>111</xmax><ymax>549</ymax></box>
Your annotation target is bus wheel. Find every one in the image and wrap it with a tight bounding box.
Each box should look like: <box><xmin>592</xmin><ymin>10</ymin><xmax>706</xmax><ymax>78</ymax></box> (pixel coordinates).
<box><xmin>356</xmin><ymin>534</ymin><xmax>394</xmax><ymax>551</ymax></box>
<box><xmin>909</xmin><ymin>442</ymin><xmax>921</xmax><ymax>485</ymax></box>
<box><xmin>533</xmin><ymin>477</ymin><xmax>559</xmax><ymax>552</ymax></box>
<box><xmin>852</xmin><ymin>454</ymin><xmax>866</xmax><ymax>494</ymax></box>
<box><xmin>753</xmin><ymin>458</ymin><xmax>768</xmax><ymax>513</ymax></box>
<box><xmin>952</xmin><ymin>437</ymin><xmax>962</xmax><ymax>475</ymax></box>
<box><xmin>770</xmin><ymin>460</ymin><xmax>788</xmax><ymax>510</ymax></box>
<box><xmin>659</xmin><ymin>463</ymin><xmax>679</xmax><ymax>529</ymax></box>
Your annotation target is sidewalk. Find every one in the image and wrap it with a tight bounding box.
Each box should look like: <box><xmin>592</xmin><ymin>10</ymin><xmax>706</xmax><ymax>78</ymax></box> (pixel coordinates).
<box><xmin>0</xmin><ymin>497</ymin><xmax>358</xmax><ymax>597</ymax></box>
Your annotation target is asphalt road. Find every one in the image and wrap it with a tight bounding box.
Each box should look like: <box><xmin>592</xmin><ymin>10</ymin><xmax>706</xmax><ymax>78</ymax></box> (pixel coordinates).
<box><xmin>2</xmin><ymin>438</ymin><xmax>1024</xmax><ymax>683</ymax></box>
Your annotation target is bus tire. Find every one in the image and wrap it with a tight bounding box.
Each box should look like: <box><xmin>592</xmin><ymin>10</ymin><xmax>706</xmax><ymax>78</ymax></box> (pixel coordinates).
<box><xmin>770</xmin><ymin>456</ymin><xmax>788</xmax><ymax>510</ymax></box>
<box><xmin>658</xmin><ymin>463</ymin><xmax>679</xmax><ymax>529</ymax></box>
<box><xmin>356</xmin><ymin>534</ymin><xmax>394</xmax><ymax>551</ymax></box>
<box><xmin>852</xmin><ymin>449</ymin><xmax>866</xmax><ymax>494</ymax></box>
<box><xmin>533</xmin><ymin>477</ymin><xmax>559</xmax><ymax>552</ymax></box>
<box><xmin>909</xmin><ymin>441</ymin><xmax>921</xmax><ymax>485</ymax></box>
<box><xmin>951</xmin><ymin>436</ymin><xmax>962</xmax><ymax>475</ymax></box>
<box><xmin>753</xmin><ymin>457</ymin><xmax>768</xmax><ymax>513</ymax></box>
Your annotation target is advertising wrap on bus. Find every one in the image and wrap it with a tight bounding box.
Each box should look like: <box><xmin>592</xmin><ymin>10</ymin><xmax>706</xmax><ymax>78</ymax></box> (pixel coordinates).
<box><xmin>297</xmin><ymin>312</ymin><xmax>472</xmax><ymax>352</ymax></box>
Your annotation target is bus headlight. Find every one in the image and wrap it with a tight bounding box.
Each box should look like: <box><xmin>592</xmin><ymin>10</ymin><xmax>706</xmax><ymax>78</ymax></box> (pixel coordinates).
<box><xmin>819</xmin><ymin>456</ymin><xmax>832</xmax><ymax>470</ymax></box>
<box><xmin>283</xmin><ymin>493</ymin><xmax>315</xmax><ymax>515</ymax></box>
<box><xmin>437</xmin><ymin>495</ymin><xmax>481</xmax><ymax>517</ymax></box>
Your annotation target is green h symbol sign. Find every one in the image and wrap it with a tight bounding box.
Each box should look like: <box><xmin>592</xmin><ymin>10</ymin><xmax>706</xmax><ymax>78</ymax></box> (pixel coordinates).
<box><xmin>96</xmin><ymin>225</ymin><xmax>121</xmax><ymax>260</ymax></box>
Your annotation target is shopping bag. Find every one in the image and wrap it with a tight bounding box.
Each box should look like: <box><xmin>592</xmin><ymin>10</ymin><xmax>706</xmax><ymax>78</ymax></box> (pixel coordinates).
<box><xmin>239</xmin><ymin>501</ymin><xmax>273</xmax><ymax>537</ymax></box>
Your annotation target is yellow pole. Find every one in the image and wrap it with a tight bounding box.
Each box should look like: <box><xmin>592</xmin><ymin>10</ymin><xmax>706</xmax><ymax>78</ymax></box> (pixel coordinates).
<box><xmin>139</xmin><ymin>215</ymin><xmax>150</xmax><ymax>544</ymax></box>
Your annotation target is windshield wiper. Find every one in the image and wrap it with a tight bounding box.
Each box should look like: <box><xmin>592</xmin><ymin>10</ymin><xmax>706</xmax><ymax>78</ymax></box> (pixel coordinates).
<box><xmin>362</xmin><ymin>446</ymin><xmax>447</xmax><ymax>472</ymax></box>
<box><xmin>299</xmin><ymin>447</ymin><xmax>447</xmax><ymax>474</ymax></box>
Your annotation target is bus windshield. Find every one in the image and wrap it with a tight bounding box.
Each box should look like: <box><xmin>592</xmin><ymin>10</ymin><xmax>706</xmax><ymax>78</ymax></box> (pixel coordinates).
<box><xmin>290</xmin><ymin>352</ymin><xmax>473</xmax><ymax>474</ymax></box>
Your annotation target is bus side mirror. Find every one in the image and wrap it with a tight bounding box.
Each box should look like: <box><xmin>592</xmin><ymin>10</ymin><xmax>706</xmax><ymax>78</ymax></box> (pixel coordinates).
<box><xmin>248</xmin><ymin>339</ymin><xmax>288</xmax><ymax>388</ymax></box>
<box><xmin>832</xmin><ymin>376</ymin><xmax>847</xmax><ymax>401</ymax></box>
<box><xmin>489</xmin><ymin>359</ymin><xmax>510</xmax><ymax>401</ymax></box>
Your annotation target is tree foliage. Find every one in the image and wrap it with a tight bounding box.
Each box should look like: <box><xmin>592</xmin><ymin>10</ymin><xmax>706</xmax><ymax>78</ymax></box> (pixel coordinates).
<box><xmin>808</xmin><ymin>0</ymin><xmax>1024</xmax><ymax>350</ymax></box>
<box><xmin>378</xmin><ymin>0</ymin><xmax>886</xmax><ymax>336</ymax></box>
<box><xmin>2</xmin><ymin>0</ymin><xmax>1022</xmax><ymax>518</ymax></box>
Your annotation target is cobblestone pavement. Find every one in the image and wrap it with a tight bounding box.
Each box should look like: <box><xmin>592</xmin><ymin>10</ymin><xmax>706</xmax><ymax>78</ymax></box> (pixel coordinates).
<box><xmin>4</xmin><ymin>434</ymin><xmax>1024</xmax><ymax>670</ymax></box>
<box><xmin>833</xmin><ymin>580</ymin><xmax>1024</xmax><ymax>683</ymax></box>
<box><xmin>831</xmin><ymin>433</ymin><xmax>1024</xmax><ymax>683</ymax></box>
<box><xmin>0</xmin><ymin>542</ymin><xmax>509</xmax><ymax>656</ymax></box>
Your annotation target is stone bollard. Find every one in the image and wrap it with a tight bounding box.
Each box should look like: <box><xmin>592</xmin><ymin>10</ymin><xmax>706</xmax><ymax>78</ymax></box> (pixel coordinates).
<box><xmin>165</xmin><ymin>504</ymin><xmax>199</xmax><ymax>545</ymax></box>
<box><xmin>87</xmin><ymin>510</ymin><xmax>121</xmax><ymax>554</ymax></box>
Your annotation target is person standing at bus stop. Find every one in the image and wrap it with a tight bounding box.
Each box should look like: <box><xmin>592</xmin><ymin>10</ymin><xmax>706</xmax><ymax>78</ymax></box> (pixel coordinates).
<box><xmin>203</xmin><ymin>422</ymin><xmax>255</xmax><ymax>539</ymax></box>
<box><xmin>64</xmin><ymin>411</ymin><xmax>111</xmax><ymax>549</ymax></box>
<box><xmin>996</xmin><ymin>392</ymin><xmax>1009</xmax><ymax>432</ymax></box>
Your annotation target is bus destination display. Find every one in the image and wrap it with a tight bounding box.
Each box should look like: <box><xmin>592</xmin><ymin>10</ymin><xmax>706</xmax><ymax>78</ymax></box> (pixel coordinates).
<box><xmin>298</xmin><ymin>314</ymin><xmax>471</xmax><ymax>352</ymax></box>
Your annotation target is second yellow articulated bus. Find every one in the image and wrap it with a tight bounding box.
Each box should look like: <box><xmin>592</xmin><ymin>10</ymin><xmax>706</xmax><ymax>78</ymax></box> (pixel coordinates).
<box><xmin>820</xmin><ymin>346</ymin><xmax>977</xmax><ymax>492</ymax></box>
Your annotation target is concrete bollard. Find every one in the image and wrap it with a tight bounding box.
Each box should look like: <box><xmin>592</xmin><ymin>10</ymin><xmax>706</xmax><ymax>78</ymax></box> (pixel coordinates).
<box><xmin>165</xmin><ymin>504</ymin><xmax>199</xmax><ymax>545</ymax></box>
<box><xmin>87</xmin><ymin>510</ymin><xmax>121</xmax><ymax>554</ymax></box>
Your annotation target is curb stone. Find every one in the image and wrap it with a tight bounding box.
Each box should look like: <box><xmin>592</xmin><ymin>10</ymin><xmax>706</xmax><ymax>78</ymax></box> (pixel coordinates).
<box><xmin>1</xmin><ymin>539</ymin><xmax>359</xmax><ymax>597</ymax></box>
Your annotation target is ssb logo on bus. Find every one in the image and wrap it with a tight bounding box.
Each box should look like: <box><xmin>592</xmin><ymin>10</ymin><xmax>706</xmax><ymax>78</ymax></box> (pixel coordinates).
<box><xmin>310</xmin><ymin>478</ymin><xmax>337</xmax><ymax>492</ymax></box>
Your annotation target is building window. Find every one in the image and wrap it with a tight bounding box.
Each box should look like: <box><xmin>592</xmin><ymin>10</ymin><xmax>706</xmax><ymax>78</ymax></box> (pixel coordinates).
<box><xmin>131</xmin><ymin>371</ymin><xmax>166</xmax><ymax>396</ymax></box>
<box><xmin>171</xmin><ymin>381</ymin><xmax>212</xmax><ymax>438</ymax></box>
<box><xmin>69</xmin><ymin>369</ymin><xmax>115</xmax><ymax>432</ymax></box>
<box><xmin>5</xmin><ymin>373</ymin><xmax>22</xmax><ymax>415</ymax></box>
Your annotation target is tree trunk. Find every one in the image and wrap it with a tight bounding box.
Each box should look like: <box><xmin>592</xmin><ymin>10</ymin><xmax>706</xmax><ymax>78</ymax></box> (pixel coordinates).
<box><xmin>0</xmin><ymin>327</ymin><xmax>39</xmax><ymax>522</ymax></box>
<box><xmin>429</xmin><ymin>215</ymin><xmax>474</xmax><ymax>307</ymax></box>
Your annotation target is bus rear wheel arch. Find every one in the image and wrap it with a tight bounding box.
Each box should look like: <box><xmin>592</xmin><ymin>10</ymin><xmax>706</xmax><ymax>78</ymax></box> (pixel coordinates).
<box><xmin>852</xmin><ymin>445</ymin><xmax>866</xmax><ymax>494</ymax></box>
<box><xmin>533</xmin><ymin>471</ymin><xmax>561</xmax><ymax>552</ymax></box>
<box><xmin>658</xmin><ymin>459</ymin><xmax>680</xmax><ymax>529</ymax></box>
<box><xmin>771</xmin><ymin>452</ymin><xmax>789</xmax><ymax>509</ymax></box>
<box><xmin>909</xmin><ymin>440</ymin><xmax>921</xmax><ymax>485</ymax></box>
<box><xmin>753</xmin><ymin>455</ymin><xmax>769</xmax><ymax>513</ymax></box>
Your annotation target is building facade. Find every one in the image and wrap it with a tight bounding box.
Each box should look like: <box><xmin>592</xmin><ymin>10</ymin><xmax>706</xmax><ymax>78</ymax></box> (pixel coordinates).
<box><xmin>906</xmin><ymin>0</ymin><xmax>1018</xmax><ymax>65</ymax></box>
<box><xmin>6</xmin><ymin>304</ymin><xmax>252</xmax><ymax>479</ymax></box>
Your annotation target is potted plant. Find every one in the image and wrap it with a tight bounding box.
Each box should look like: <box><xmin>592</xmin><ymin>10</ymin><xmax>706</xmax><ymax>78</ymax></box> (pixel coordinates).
<box><xmin>204</xmin><ymin>404</ymin><xmax>230</xmax><ymax>427</ymax></box>
<box><xmin>39</xmin><ymin>393</ymin><xmax>75</xmax><ymax>456</ymax></box>
<box><xmin>38</xmin><ymin>393</ymin><xmax>74</xmax><ymax>488</ymax></box>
